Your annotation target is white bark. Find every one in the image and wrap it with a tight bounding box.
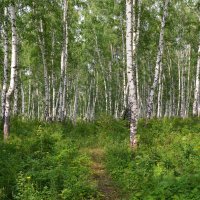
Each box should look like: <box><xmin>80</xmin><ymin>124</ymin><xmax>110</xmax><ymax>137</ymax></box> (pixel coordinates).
<box><xmin>21</xmin><ymin>81</ymin><xmax>25</xmax><ymax>115</ymax></box>
<box><xmin>147</xmin><ymin>0</ymin><xmax>169</xmax><ymax>118</ymax></box>
<box><xmin>157</xmin><ymin>63</ymin><xmax>163</xmax><ymax>118</ymax></box>
<box><xmin>126</xmin><ymin>0</ymin><xmax>138</xmax><ymax>147</ymax></box>
<box><xmin>180</xmin><ymin>50</ymin><xmax>186</xmax><ymax>118</ymax></box>
<box><xmin>59</xmin><ymin>0</ymin><xmax>68</xmax><ymax>121</ymax></box>
<box><xmin>73</xmin><ymin>78</ymin><xmax>79</xmax><ymax>124</ymax></box>
<box><xmin>4</xmin><ymin>6</ymin><xmax>18</xmax><ymax>140</ymax></box>
<box><xmin>193</xmin><ymin>41</ymin><xmax>200</xmax><ymax>116</ymax></box>
<box><xmin>51</xmin><ymin>31</ymin><xmax>56</xmax><ymax>120</ymax></box>
<box><xmin>13</xmin><ymin>74</ymin><xmax>18</xmax><ymax>115</ymax></box>
<box><xmin>186</xmin><ymin>45</ymin><xmax>191</xmax><ymax>117</ymax></box>
<box><xmin>94</xmin><ymin>31</ymin><xmax>108</xmax><ymax>114</ymax></box>
<box><xmin>38</xmin><ymin>20</ymin><xmax>50</xmax><ymax>121</ymax></box>
<box><xmin>91</xmin><ymin>71</ymin><xmax>98</xmax><ymax>120</ymax></box>
<box><xmin>28</xmin><ymin>74</ymin><xmax>31</xmax><ymax>117</ymax></box>
<box><xmin>177</xmin><ymin>51</ymin><xmax>181</xmax><ymax>115</ymax></box>
<box><xmin>120</xmin><ymin>15</ymin><xmax>128</xmax><ymax>116</ymax></box>
<box><xmin>1</xmin><ymin>7</ymin><xmax>8</xmax><ymax>119</ymax></box>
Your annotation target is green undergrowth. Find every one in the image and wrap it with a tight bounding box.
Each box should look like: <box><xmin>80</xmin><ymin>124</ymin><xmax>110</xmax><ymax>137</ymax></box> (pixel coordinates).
<box><xmin>103</xmin><ymin>117</ymin><xmax>200</xmax><ymax>200</ymax></box>
<box><xmin>0</xmin><ymin>119</ymin><xmax>100</xmax><ymax>200</ymax></box>
<box><xmin>0</xmin><ymin>117</ymin><xmax>200</xmax><ymax>199</ymax></box>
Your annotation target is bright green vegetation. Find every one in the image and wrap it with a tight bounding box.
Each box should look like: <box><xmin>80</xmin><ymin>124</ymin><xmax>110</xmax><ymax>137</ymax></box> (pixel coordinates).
<box><xmin>0</xmin><ymin>120</ymin><xmax>100</xmax><ymax>200</ymax></box>
<box><xmin>0</xmin><ymin>117</ymin><xmax>200</xmax><ymax>199</ymax></box>
<box><xmin>105</xmin><ymin>118</ymin><xmax>200</xmax><ymax>200</ymax></box>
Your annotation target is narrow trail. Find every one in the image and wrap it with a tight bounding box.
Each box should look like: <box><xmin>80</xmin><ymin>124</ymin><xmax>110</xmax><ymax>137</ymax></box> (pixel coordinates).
<box><xmin>85</xmin><ymin>147</ymin><xmax>123</xmax><ymax>200</ymax></box>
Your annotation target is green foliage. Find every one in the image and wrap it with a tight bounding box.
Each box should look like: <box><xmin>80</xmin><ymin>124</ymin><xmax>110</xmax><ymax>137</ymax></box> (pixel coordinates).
<box><xmin>104</xmin><ymin>118</ymin><xmax>200</xmax><ymax>200</ymax></box>
<box><xmin>0</xmin><ymin>119</ymin><xmax>99</xmax><ymax>200</ymax></box>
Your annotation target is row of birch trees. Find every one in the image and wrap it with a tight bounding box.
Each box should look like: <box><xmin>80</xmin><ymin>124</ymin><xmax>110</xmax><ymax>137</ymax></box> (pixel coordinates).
<box><xmin>0</xmin><ymin>0</ymin><xmax>199</xmax><ymax>143</ymax></box>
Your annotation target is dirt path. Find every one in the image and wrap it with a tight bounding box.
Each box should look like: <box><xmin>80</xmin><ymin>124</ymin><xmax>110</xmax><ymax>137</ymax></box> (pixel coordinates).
<box><xmin>85</xmin><ymin>148</ymin><xmax>123</xmax><ymax>200</ymax></box>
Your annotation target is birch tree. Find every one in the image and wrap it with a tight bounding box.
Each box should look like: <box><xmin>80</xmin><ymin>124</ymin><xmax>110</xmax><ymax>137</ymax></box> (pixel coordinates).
<box><xmin>38</xmin><ymin>19</ymin><xmax>50</xmax><ymax>121</ymax></box>
<box><xmin>4</xmin><ymin>5</ymin><xmax>18</xmax><ymax>140</ymax></box>
<box><xmin>193</xmin><ymin>40</ymin><xmax>200</xmax><ymax>116</ymax></box>
<box><xmin>126</xmin><ymin>0</ymin><xmax>138</xmax><ymax>147</ymax></box>
<box><xmin>59</xmin><ymin>0</ymin><xmax>68</xmax><ymax>121</ymax></box>
<box><xmin>147</xmin><ymin>0</ymin><xmax>170</xmax><ymax>119</ymax></box>
<box><xmin>1</xmin><ymin>7</ymin><xmax>8</xmax><ymax>120</ymax></box>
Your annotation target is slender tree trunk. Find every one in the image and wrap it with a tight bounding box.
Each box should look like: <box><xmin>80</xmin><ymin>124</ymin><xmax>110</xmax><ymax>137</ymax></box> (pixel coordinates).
<box><xmin>38</xmin><ymin>20</ymin><xmax>49</xmax><ymax>121</ymax></box>
<box><xmin>4</xmin><ymin>5</ymin><xmax>18</xmax><ymax>141</ymax></box>
<box><xmin>73</xmin><ymin>78</ymin><xmax>79</xmax><ymax>125</ymax></box>
<box><xmin>52</xmin><ymin>72</ymin><xmax>56</xmax><ymax>120</ymax></box>
<box><xmin>13</xmin><ymin>74</ymin><xmax>18</xmax><ymax>115</ymax></box>
<box><xmin>1</xmin><ymin>7</ymin><xmax>8</xmax><ymax>120</ymax></box>
<box><xmin>59</xmin><ymin>0</ymin><xmax>68</xmax><ymax>121</ymax></box>
<box><xmin>94</xmin><ymin>31</ymin><xmax>108</xmax><ymax>114</ymax></box>
<box><xmin>193</xmin><ymin>41</ymin><xmax>200</xmax><ymax>116</ymax></box>
<box><xmin>186</xmin><ymin>45</ymin><xmax>191</xmax><ymax>117</ymax></box>
<box><xmin>126</xmin><ymin>0</ymin><xmax>138</xmax><ymax>147</ymax></box>
<box><xmin>177</xmin><ymin>51</ymin><xmax>181</xmax><ymax>115</ymax></box>
<box><xmin>147</xmin><ymin>0</ymin><xmax>169</xmax><ymax>118</ymax></box>
<box><xmin>167</xmin><ymin>49</ymin><xmax>173</xmax><ymax>117</ymax></box>
<box><xmin>28</xmin><ymin>75</ymin><xmax>31</xmax><ymax>118</ymax></box>
<box><xmin>180</xmin><ymin>50</ymin><xmax>186</xmax><ymax>118</ymax></box>
<box><xmin>51</xmin><ymin>31</ymin><xmax>56</xmax><ymax>120</ymax></box>
<box><xmin>91</xmin><ymin>71</ymin><xmax>98</xmax><ymax>120</ymax></box>
<box><xmin>21</xmin><ymin>80</ymin><xmax>25</xmax><ymax>116</ymax></box>
<box><xmin>120</xmin><ymin>14</ymin><xmax>128</xmax><ymax>116</ymax></box>
<box><xmin>157</xmin><ymin>63</ymin><xmax>163</xmax><ymax>118</ymax></box>
<box><xmin>134</xmin><ymin>0</ymin><xmax>142</xmax><ymax>117</ymax></box>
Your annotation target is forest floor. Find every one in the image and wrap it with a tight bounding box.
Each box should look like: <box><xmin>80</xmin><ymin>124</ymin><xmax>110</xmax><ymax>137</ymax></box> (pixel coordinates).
<box><xmin>83</xmin><ymin>147</ymin><xmax>123</xmax><ymax>200</ymax></box>
<box><xmin>1</xmin><ymin>118</ymin><xmax>199</xmax><ymax>199</ymax></box>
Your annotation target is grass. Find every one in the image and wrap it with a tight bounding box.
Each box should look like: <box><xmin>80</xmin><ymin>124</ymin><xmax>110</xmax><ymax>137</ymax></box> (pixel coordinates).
<box><xmin>0</xmin><ymin>118</ymin><xmax>100</xmax><ymax>200</ymax></box>
<box><xmin>103</xmin><ymin>117</ymin><xmax>200</xmax><ymax>200</ymax></box>
<box><xmin>0</xmin><ymin>116</ymin><xmax>200</xmax><ymax>199</ymax></box>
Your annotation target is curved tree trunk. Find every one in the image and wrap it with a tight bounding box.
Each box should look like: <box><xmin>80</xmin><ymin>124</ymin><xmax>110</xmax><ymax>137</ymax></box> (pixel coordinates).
<box><xmin>4</xmin><ymin>5</ymin><xmax>18</xmax><ymax>141</ymax></box>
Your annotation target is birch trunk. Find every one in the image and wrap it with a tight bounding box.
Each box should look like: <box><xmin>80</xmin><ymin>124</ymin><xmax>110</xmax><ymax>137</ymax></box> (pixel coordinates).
<box><xmin>59</xmin><ymin>0</ymin><xmax>68</xmax><ymax>121</ymax></box>
<box><xmin>134</xmin><ymin>0</ymin><xmax>142</xmax><ymax>117</ymax></box>
<box><xmin>38</xmin><ymin>20</ymin><xmax>49</xmax><ymax>121</ymax></box>
<box><xmin>157</xmin><ymin>63</ymin><xmax>162</xmax><ymax>118</ymax></box>
<box><xmin>108</xmin><ymin>60</ymin><xmax>112</xmax><ymax>115</ymax></box>
<box><xmin>91</xmin><ymin>71</ymin><xmax>98</xmax><ymax>120</ymax></box>
<box><xmin>177</xmin><ymin>51</ymin><xmax>181</xmax><ymax>115</ymax></box>
<box><xmin>126</xmin><ymin>0</ymin><xmax>138</xmax><ymax>147</ymax></box>
<box><xmin>51</xmin><ymin>31</ymin><xmax>56</xmax><ymax>120</ymax></box>
<box><xmin>193</xmin><ymin>41</ymin><xmax>200</xmax><ymax>116</ymax></box>
<box><xmin>94</xmin><ymin>32</ymin><xmax>108</xmax><ymax>114</ymax></box>
<box><xmin>13</xmin><ymin>71</ymin><xmax>18</xmax><ymax>115</ymax></box>
<box><xmin>193</xmin><ymin>44</ymin><xmax>200</xmax><ymax>116</ymax></box>
<box><xmin>1</xmin><ymin>7</ymin><xmax>8</xmax><ymax>120</ymax></box>
<box><xmin>120</xmin><ymin>15</ymin><xmax>128</xmax><ymax>116</ymax></box>
<box><xmin>4</xmin><ymin>6</ymin><xmax>18</xmax><ymax>140</ymax></box>
<box><xmin>147</xmin><ymin>0</ymin><xmax>169</xmax><ymax>119</ymax></box>
<box><xmin>186</xmin><ymin>45</ymin><xmax>191</xmax><ymax>117</ymax></box>
<box><xmin>73</xmin><ymin>79</ymin><xmax>79</xmax><ymax>125</ymax></box>
<box><xmin>28</xmin><ymin>75</ymin><xmax>31</xmax><ymax>117</ymax></box>
<box><xmin>180</xmin><ymin>50</ymin><xmax>186</xmax><ymax>118</ymax></box>
<box><xmin>21</xmin><ymin>81</ymin><xmax>25</xmax><ymax>115</ymax></box>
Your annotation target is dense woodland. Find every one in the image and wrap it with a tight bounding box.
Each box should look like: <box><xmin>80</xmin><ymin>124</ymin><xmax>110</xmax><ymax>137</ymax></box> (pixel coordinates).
<box><xmin>0</xmin><ymin>0</ymin><xmax>200</xmax><ymax>199</ymax></box>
